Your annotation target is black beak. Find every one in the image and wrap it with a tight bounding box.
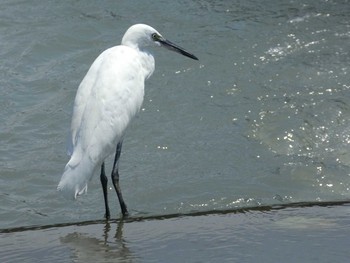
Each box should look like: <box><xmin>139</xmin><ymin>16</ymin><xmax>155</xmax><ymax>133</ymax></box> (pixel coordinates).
<box><xmin>159</xmin><ymin>38</ymin><xmax>199</xmax><ymax>60</ymax></box>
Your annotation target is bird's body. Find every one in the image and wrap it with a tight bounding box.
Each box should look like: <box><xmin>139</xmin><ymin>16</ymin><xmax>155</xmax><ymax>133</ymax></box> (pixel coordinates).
<box><xmin>58</xmin><ymin>45</ymin><xmax>153</xmax><ymax>198</ymax></box>
<box><xmin>57</xmin><ymin>24</ymin><xmax>198</xmax><ymax>217</ymax></box>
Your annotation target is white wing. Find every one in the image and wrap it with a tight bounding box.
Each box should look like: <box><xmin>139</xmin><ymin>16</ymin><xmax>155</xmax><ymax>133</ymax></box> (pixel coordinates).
<box><xmin>73</xmin><ymin>46</ymin><xmax>146</xmax><ymax>159</ymax></box>
<box><xmin>58</xmin><ymin>46</ymin><xmax>147</xmax><ymax>198</ymax></box>
<box><xmin>66</xmin><ymin>51</ymin><xmax>105</xmax><ymax>156</ymax></box>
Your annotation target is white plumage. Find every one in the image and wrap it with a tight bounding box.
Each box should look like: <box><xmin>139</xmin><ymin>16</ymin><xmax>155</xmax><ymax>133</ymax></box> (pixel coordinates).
<box><xmin>57</xmin><ymin>24</ymin><xmax>198</xmax><ymax>217</ymax></box>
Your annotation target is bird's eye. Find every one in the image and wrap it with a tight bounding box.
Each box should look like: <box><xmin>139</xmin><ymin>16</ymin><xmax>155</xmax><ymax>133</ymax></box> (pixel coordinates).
<box><xmin>151</xmin><ymin>33</ymin><xmax>159</xmax><ymax>41</ymax></box>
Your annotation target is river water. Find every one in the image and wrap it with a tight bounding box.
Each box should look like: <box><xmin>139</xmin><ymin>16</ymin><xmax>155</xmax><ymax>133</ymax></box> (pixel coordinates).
<box><xmin>1</xmin><ymin>0</ymin><xmax>349</xmax><ymax>261</ymax></box>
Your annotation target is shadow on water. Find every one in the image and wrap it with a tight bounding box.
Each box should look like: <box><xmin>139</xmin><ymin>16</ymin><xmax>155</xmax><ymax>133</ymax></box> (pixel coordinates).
<box><xmin>2</xmin><ymin>199</ymin><xmax>350</xmax><ymax>233</ymax></box>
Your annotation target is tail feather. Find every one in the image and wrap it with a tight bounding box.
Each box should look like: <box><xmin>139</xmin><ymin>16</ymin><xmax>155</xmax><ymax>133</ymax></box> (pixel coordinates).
<box><xmin>57</xmin><ymin>156</ymin><xmax>95</xmax><ymax>199</ymax></box>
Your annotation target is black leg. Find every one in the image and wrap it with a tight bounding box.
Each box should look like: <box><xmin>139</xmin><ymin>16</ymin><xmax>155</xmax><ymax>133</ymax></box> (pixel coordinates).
<box><xmin>100</xmin><ymin>162</ymin><xmax>110</xmax><ymax>219</ymax></box>
<box><xmin>111</xmin><ymin>141</ymin><xmax>129</xmax><ymax>216</ymax></box>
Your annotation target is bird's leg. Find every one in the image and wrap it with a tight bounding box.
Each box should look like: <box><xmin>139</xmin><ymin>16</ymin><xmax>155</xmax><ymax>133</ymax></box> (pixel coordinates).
<box><xmin>100</xmin><ymin>162</ymin><xmax>111</xmax><ymax>219</ymax></box>
<box><xmin>111</xmin><ymin>141</ymin><xmax>129</xmax><ymax>216</ymax></box>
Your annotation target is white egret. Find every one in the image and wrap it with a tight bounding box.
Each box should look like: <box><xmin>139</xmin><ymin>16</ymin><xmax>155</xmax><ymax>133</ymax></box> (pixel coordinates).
<box><xmin>57</xmin><ymin>24</ymin><xmax>198</xmax><ymax>218</ymax></box>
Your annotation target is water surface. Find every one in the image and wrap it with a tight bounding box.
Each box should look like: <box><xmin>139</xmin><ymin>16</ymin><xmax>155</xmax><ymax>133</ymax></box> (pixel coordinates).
<box><xmin>2</xmin><ymin>203</ymin><xmax>350</xmax><ymax>263</ymax></box>
<box><xmin>0</xmin><ymin>0</ymin><xmax>349</xmax><ymax>260</ymax></box>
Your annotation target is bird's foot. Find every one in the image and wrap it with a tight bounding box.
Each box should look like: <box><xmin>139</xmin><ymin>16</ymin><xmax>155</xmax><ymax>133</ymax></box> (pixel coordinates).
<box><xmin>104</xmin><ymin>212</ymin><xmax>111</xmax><ymax>220</ymax></box>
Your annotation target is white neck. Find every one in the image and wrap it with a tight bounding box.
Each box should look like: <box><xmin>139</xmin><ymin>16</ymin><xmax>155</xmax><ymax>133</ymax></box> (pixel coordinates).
<box><xmin>138</xmin><ymin>49</ymin><xmax>155</xmax><ymax>80</ymax></box>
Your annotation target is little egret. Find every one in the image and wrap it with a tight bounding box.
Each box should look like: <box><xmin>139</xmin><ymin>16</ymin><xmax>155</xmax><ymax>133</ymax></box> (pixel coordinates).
<box><xmin>57</xmin><ymin>24</ymin><xmax>198</xmax><ymax>218</ymax></box>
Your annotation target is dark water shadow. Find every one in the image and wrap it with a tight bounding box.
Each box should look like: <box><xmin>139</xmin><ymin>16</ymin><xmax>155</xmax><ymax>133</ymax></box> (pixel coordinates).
<box><xmin>2</xmin><ymin>199</ymin><xmax>350</xmax><ymax>233</ymax></box>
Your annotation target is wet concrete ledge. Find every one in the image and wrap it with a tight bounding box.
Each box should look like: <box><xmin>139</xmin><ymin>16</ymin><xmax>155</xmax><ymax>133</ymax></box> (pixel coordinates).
<box><xmin>2</xmin><ymin>199</ymin><xmax>350</xmax><ymax>233</ymax></box>
<box><xmin>2</xmin><ymin>200</ymin><xmax>350</xmax><ymax>263</ymax></box>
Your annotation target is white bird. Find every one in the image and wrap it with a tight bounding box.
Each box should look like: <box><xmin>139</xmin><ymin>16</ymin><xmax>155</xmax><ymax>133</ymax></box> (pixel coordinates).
<box><xmin>57</xmin><ymin>24</ymin><xmax>198</xmax><ymax>218</ymax></box>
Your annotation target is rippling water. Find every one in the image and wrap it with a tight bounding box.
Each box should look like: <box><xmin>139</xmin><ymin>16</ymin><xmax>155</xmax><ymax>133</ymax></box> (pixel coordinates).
<box><xmin>1</xmin><ymin>0</ymin><xmax>349</xmax><ymax>232</ymax></box>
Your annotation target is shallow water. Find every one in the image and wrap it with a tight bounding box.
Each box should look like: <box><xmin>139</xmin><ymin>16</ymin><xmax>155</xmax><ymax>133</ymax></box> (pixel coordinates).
<box><xmin>2</xmin><ymin>203</ymin><xmax>350</xmax><ymax>263</ymax></box>
<box><xmin>1</xmin><ymin>0</ymin><xmax>350</xmax><ymax>259</ymax></box>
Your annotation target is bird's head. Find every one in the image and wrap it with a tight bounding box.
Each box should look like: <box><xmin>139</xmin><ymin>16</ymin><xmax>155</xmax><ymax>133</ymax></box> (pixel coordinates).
<box><xmin>121</xmin><ymin>24</ymin><xmax>198</xmax><ymax>60</ymax></box>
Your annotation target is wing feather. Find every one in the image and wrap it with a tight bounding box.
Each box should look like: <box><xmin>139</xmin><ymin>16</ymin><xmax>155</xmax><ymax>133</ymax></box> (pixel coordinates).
<box><xmin>59</xmin><ymin>46</ymin><xmax>145</xmax><ymax>197</ymax></box>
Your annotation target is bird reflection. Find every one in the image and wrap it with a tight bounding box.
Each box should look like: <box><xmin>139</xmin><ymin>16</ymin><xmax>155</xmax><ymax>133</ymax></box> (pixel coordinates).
<box><xmin>60</xmin><ymin>219</ymin><xmax>133</xmax><ymax>262</ymax></box>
